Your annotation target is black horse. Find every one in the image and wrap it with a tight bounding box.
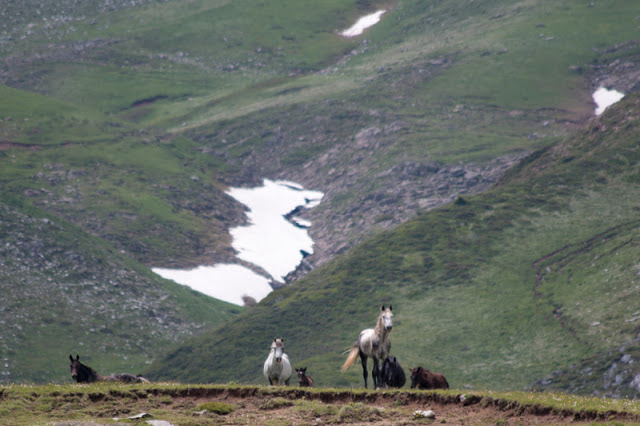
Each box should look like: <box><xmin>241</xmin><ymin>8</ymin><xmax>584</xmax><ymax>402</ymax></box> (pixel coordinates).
<box><xmin>381</xmin><ymin>356</ymin><xmax>406</xmax><ymax>388</ymax></box>
<box><xmin>69</xmin><ymin>355</ymin><xmax>149</xmax><ymax>383</ymax></box>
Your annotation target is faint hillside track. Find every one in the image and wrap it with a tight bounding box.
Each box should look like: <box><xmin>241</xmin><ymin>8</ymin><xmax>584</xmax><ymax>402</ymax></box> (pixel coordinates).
<box><xmin>531</xmin><ymin>221</ymin><xmax>640</xmax><ymax>344</ymax></box>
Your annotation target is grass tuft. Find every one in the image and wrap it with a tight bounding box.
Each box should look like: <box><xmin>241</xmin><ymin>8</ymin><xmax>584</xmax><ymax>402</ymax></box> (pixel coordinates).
<box><xmin>197</xmin><ymin>401</ymin><xmax>235</xmax><ymax>415</ymax></box>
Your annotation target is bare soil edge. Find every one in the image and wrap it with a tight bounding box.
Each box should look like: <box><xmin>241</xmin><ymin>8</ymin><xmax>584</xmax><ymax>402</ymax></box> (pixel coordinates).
<box><xmin>138</xmin><ymin>386</ymin><xmax>638</xmax><ymax>423</ymax></box>
<box><xmin>4</xmin><ymin>385</ymin><xmax>638</xmax><ymax>424</ymax></box>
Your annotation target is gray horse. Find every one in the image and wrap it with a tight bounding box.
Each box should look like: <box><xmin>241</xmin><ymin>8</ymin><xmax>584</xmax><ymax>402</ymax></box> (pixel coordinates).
<box><xmin>263</xmin><ymin>338</ymin><xmax>292</xmax><ymax>386</ymax></box>
<box><xmin>341</xmin><ymin>305</ymin><xmax>393</xmax><ymax>389</ymax></box>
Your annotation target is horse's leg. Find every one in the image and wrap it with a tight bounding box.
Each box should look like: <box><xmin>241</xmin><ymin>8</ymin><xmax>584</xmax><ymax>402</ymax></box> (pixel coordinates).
<box><xmin>268</xmin><ymin>377</ymin><xmax>273</xmax><ymax>386</ymax></box>
<box><xmin>372</xmin><ymin>357</ymin><xmax>380</xmax><ymax>389</ymax></box>
<box><xmin>285</xmin><ymin>377</ymin><xmax>290</xmax><ymax>386</ymax></box>
<box><xmin>359</xmin><ymin>352</ymin><xmax>368</xmax><ymax>388</ymax></box>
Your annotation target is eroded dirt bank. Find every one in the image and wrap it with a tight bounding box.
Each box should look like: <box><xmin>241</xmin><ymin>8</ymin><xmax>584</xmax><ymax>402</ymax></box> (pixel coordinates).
<box><xmin>15</xmin><ymin>385</ymin><xmax>636</xmax><ymax>425</ymax></box>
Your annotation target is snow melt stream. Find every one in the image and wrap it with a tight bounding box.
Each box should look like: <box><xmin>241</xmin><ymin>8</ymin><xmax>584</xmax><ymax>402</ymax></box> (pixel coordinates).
<box><xmin>153</xmin><ymin>180</ymin><xmax>323</xmax><ymax>306</ymax></box>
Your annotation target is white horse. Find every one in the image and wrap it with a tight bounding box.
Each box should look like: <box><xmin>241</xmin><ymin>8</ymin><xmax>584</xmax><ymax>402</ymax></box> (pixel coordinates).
<box><xmin>341</xmin><ymin>305</ymin><xmax>393</xmax><ymax>389</ymax></box>
<box><xmin>263</xmin><ymin>338</ymin><xmax>292</xmax><ymax>386</ymax></box>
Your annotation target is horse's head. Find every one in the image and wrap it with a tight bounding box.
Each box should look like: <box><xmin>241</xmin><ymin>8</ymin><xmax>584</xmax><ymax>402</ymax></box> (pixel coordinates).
<box><xmin>409</xmin><ymin>366</ymin><xmax>422</xmax><ymax>388</ymax></box>
<box><xmin>380</xmin><ymin>305</ymin><xmax>393</xmax><ymax>331</ymax></box>
<box><xmin>272</xmin><ymin>338</ymin><xmax>285</xmax><ymax>363</ymax></box>
<box><xmin>296</xmin><ymin>367</ymin><xmax>307</xmax><ymax>377</ymax></box>
<box><xmin>69</xmin><ymin>354</ymin><xmax>97</xmax><ymax>383</ymax></box>
<box><xmin>69</xmin><ymin>354</ymin><xmax>81</xmax><ymax>382</ymax></box>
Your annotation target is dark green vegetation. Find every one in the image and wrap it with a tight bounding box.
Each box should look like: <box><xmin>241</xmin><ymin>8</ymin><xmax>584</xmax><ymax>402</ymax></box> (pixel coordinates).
<box><xmin>1</xmin><ymin>383</ymin><xmax>639</xmax><ymax>425</ymax></box>
<box><xmin>2</xmin><ymin>0</ymin><xmax>640</xmax><ymax>397</ymax></box>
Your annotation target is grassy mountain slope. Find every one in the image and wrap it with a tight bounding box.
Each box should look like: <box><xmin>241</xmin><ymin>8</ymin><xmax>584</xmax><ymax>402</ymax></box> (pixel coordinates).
<box><xmin>3</xmin><ymin>0</ymin><xmax>640</xmax><ymax>389</ymax></box>
<box><xmin>146</xmin><ymin>95</ymin><xmax>640</xmax><ymax>397</ymax></box>
<box><xmin>3</xmin><ymin>0</ymin><xmax>640</xmax><ymax>269</ymax></box>
<box><xmin>0</xmin><ymin>197</ymin><xmax>242</xmax><ymax>384</ymax></box>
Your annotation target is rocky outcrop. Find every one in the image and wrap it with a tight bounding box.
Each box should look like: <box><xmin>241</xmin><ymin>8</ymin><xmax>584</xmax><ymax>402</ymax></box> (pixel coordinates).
<box><xmin>299</xmin><ymin>152</ymin><xmax>528</xmax><ymax>270</ymax></box>
<box><xmin>531</xmin><ymin>339</ymin><xmax>640</xmax><ymax>399</ymax></box>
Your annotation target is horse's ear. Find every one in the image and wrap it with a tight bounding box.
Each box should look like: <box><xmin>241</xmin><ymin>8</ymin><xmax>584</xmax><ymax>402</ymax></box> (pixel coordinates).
<box><xmin>69</xmin><ymin>355</ymin><xmax>73</xmax><ymax>361</ymax></box>
<box><xmin>76</xmin><ymin>355</ymin><xmax>79</xmax><ymax>360</ymax></box>
<box><xmin>417</xmin><ymin>366</ymin><xmax>423</xmax><ymax>372</ymax></box>
<box><xmin>280</xmin><ymin>337</ymin><xmax>284</xmax><ymax>342</ymax></box>
<box><xmin>389</xmin><ymin>304</ymin><xmax>392</xmax><ymax>311</ymax></box>
<box><xmin>381</xmin><ymin>305</ymin><xmax>385</xmax><ymax>311</ymax></box>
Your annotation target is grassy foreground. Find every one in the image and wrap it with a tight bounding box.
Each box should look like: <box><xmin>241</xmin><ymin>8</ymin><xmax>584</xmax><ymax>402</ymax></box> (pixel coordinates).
<box><xmin>1</xmin><ymin>382</ymin><xmax>639</xmax><ymax>425</ymax></box>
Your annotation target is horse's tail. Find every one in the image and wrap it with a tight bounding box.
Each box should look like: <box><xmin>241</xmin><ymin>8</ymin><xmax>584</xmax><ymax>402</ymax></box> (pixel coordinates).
<box><xmin>341</xmin><ymin>346</ymin><xmax>359</xmax><ymax>372</ymax></box>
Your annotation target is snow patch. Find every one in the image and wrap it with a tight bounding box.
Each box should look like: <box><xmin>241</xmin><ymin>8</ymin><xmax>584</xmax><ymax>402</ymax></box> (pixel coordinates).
<box><xmin>153</xmin><ymin>264</ymin><xmax>272</xmax><ymax>306</ymax></box>
<box><xmin>229</xmin><ymin>179</ymin><xmax>323</xmax><ymax>282</ymax></box>
<box><xmin>340</xmin><ymin>10</ymin><xmax>385</xmax><ymax>37</ymax></box>
<box><xmin>153</xmin><ymin>179</ymin><xmax>323</xmax><ymax>305</ymax></box>
<box><xmin>593</xmin><ymin>87</ymin><xmax>624</xmax><ymax>115</ymax></box>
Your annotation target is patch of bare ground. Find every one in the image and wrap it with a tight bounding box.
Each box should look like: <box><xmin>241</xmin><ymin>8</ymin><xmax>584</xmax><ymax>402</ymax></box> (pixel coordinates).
<box><xmin>0</xmin><ymin>141</ymin><xmax>39</xmax><ymax>150</ymax></box>
<box><xmin>42</xmin><ymin>386</ymin><xmax>636</xmax><ymax>425</ymax></box>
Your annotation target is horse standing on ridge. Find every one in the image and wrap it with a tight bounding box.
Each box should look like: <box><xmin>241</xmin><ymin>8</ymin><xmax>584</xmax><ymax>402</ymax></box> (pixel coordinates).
<box><xmin>263</xmin><ymin>338</ymin><xmax>292</xmax><ymax>386</ymax></box>
<box><xmin>69</xmin><ymin>355</ymin><xmax>149</xmax><ymax>383</ymax></box>
<box><xmin>341</xmin><ymin>305</ymin><xmax>393</xmax><ymax>389</ymax></box>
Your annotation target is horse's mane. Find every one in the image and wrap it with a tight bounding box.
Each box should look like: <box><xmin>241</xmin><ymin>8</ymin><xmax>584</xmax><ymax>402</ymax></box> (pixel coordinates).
<box><xmin>76</xmin><ymin>360</ymin><xmax>99</xmax><ymax>382</ymax></box>
<box><xmin>374</xmin><ymin>308</ymin><xmax>392</xmax><ymax>339</ymax></box>
<box><xmin>374</xmin><ymin>313</ymin><xmax>385</xmax><ymax>336</ymax></box>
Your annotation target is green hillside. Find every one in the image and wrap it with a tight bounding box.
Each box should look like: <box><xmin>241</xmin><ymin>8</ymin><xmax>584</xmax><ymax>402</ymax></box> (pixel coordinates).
<box><xmin>0</xmin><ymin>198</ymin><xmax>242</xmax><ymax>383</ymax></box>
<box><xmin>146</xmin><ymin>96</ymin><xmax>640</xmax><ymax>397</ymax></box>
<box><xmin>2</xmin><ymin>0</ymin><xmax>640</xmax><ymax>391</ymax></box>
<box><xmin>2</xmin><ymin>0</ymin><xmax>638</xmax><ymax>264</ymax></box>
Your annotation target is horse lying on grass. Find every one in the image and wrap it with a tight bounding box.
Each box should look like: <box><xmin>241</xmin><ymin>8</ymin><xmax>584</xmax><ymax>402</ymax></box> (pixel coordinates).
<box><xmin>69</xmin><ymin>355</ymin><xmax>149</xmax><ymax>383</ymax></box>
<box><xmin>409</xmin><ymin>366</ymin><xmax>449</xmax><ymax>390</ymax></box>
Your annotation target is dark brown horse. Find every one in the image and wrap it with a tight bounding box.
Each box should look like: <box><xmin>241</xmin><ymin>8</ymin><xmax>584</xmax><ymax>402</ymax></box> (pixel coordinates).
<box><xmin>69</xmin><ymin>355</ymin><xmax>149</xmax><ymax>383</ymax></box>
<box><xmin>409</xmin><ymin>366</ymin><xmax>449</xmax><ymax>390</ymax></box>
<box><xmin>296</xmin><ymin>367</ymin><xmax>314</xmax><ymax>387</ymax></box>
